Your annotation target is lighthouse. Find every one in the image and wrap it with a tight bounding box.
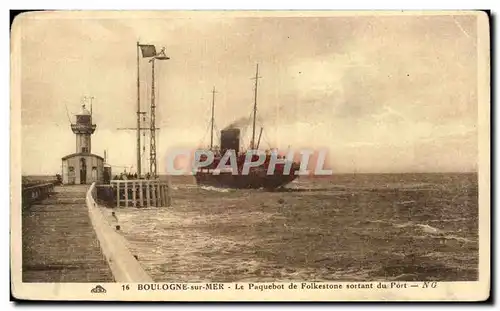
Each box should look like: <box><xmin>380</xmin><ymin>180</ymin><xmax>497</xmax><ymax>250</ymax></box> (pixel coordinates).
<box><xmin>61</xmin><ymin>103</ymin><xmax>105</xmax><ymax>184</ymax></box>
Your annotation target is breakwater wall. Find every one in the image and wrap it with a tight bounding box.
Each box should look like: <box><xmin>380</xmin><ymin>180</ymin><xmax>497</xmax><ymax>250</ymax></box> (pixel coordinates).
<box><xmin>86</xmin><ymin>182</ymin><xmax>153</xmax><ymax>282</ymax></box>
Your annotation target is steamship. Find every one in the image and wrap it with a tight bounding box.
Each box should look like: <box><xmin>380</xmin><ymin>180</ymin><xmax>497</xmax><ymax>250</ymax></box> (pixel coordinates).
<box><xmin>194</xmin><ymin>65</ymin><xmax>301</xmax><ymax>190</ymax></box>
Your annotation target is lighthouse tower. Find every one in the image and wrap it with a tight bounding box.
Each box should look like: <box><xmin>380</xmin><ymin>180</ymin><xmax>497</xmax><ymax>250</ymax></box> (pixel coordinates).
<box><xmin>61</xmin><ymin>103</ymin><xmax>104</xmax><ymax>185</ymax></box>
<box><xmin>72</xmin><ymin>104</ymin><xmax>96</xmax><ymax>153</ymax></box>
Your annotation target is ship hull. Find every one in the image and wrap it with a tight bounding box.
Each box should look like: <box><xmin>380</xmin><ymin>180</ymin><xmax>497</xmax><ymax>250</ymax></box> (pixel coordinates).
<box><xmin>195</xmin><ymin>170</ymin><xmax>298</xmax><ymax>190</ymax></box>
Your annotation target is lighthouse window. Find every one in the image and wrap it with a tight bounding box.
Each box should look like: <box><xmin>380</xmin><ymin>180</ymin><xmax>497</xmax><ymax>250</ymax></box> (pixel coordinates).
<box><xmin>81</xmin><ymin>147</ymin><xmax>89</xmax><ymax>153</ymax></box>
<box><xmin>77</xmin><ymin>115</ymin><xmax>91</xmax><ymax>124</ymax></box>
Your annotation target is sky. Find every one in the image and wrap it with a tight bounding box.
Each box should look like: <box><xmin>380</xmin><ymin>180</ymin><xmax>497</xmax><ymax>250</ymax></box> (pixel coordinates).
<box><xmin>17</xmin><ymin>11</ymin><xmax>480</xmax><ymax>175</ymax></box>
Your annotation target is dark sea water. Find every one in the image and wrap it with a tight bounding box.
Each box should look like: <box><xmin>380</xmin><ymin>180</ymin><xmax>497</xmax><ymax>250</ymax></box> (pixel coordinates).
<box><xmin>102</xmin><ymin>173</ymin><xmax>478</xmax><ymax>282</ymax></box>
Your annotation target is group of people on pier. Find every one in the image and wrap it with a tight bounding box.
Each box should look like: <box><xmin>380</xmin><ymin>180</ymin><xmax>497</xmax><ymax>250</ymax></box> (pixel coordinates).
<box><xmin>112</xmin><ymin>172</ymin><xmax>154</xmax><ymax>181</ymax></box>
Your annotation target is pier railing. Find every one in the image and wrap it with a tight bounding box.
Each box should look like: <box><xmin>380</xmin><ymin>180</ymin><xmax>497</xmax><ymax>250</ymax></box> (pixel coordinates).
<box><xmin>22</xmin><ymin>182</ymin><xmax>56</xmax><ymax>208</ymax></box>
<box><xmin>105</xmin><ymin>180</ymin><xmax>171</xmax><ymax>208</ymax></box>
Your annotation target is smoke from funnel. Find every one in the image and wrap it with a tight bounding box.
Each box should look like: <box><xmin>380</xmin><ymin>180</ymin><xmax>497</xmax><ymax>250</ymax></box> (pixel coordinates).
<box><xmin>223</xmin><ymin>116</ymin><xmax>252</xmax><ymax>130</ymax></box>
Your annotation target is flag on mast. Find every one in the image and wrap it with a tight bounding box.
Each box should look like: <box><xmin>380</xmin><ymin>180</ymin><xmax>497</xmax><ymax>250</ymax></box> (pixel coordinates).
<box><xmin>138</xmin><ymin>44</ymin><xmax>157</xmax><ymax>58</ymax></box>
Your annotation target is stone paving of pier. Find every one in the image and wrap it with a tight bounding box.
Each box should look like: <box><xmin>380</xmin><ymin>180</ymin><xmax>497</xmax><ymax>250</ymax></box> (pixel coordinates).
<box><xmin>22</xmin><ymin>185</ymin><xmax>114</xmax><ymax>282</ymax></box>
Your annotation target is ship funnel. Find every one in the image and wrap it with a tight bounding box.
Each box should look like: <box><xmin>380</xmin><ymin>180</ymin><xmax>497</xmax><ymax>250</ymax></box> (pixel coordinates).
<box><xmin>220</xmin><ymin>128</ymin><xmax>240</xmax><ymax>155</ymax></box>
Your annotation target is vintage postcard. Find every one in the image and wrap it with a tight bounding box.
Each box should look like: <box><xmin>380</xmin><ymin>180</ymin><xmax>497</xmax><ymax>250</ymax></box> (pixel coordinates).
<box><xmin>11</xmin><ymin>10</ymin><xmax>490</xmax><ymax>301</ymax></box>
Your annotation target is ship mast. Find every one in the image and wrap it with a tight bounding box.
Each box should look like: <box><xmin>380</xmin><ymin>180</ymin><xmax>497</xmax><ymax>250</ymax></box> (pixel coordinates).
<box><xmin>251</xmin><ymin>64</ymin><xmax>261</xmax><ymax>149</ymax></box>
<box><xmin>136</xmin><ymin>42</ymin><xmax>141</xmax><ymax>177</ymax></box>
<box><xmin>150</xmin><ymin>58</ymin><xmax>156</xmax><ymax>178</ymax></box>
<box><xmin>210</xmin><ymin>86</ymin><xmax>216</xmax><ymax>150</ymax></box>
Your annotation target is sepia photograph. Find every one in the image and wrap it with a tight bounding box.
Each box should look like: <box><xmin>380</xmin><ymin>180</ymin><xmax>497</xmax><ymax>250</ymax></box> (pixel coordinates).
<box><xmin>10</xmin><ymin>10</ymin><xmax>490</xmax><ymax>301</ymax></box>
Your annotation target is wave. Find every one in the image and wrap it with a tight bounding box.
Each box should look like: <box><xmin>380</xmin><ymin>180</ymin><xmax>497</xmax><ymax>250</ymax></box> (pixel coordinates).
<box><xmin>200</xmin><ymin>186</ymin><xmax>230</xmax><ymax>193</ymax></box>
<box><xmin>272</xmin><ymin>187</ymin><xmax>338</xmax><ymax>193</ymax></box>
<box><xmin>356</xmin><ymin>220</ymin><xmax>444</xmax><ymax>236</ymax></box>
<box><xmin>437</xmin><ymin>235</ymin><xmax>475</xmax><ymax>244</ymax></box>
<box><xmin>397</xmin><ymin>200</ymin><xmax>416</xmax><ymax>205</ymax></box>
<box><xmin>428</xmin><ymin>217</ymin><xmax>473</xmax><ymax>223</ymax></box>
<box><xmin>393</xmin><ymin>221</ymin><xmax>476</xmax><ymax>243</ymax></box>
<box><xmin>414</xmin><ymin>224</ymin><xmax>442</xmax><ymax>234</ymax></box>
<box><xmin>172</xmin><ymin>184</ymin><xmax>199</xmax><ymax>190</ymax></box>
<box><xmin>394</xmin><ymin>222</ymin><xmax>442</xmax><ymax>234</ymax></box>
<box><xmin>356</xmin><ymin>219</ymin><xmax>393</xmax><ymax>226</ymax></box>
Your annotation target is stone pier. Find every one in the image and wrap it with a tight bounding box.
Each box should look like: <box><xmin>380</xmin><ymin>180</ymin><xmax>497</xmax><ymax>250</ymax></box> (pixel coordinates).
<box><xmin>22</xmin><ymin>185</ymin><xmax>114</xmax><ymax>282</ymax></box>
